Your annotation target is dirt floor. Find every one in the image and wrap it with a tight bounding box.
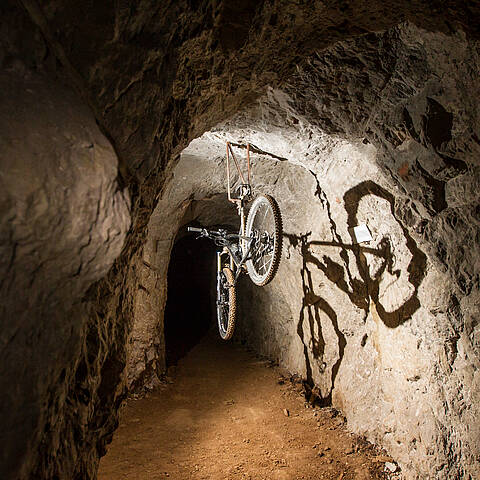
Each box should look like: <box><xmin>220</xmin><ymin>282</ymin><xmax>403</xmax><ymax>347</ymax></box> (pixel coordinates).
<box><xmin>98</xmin><ymin>335</ymin><xmax>401</xmax><ymax>480</ymax></box>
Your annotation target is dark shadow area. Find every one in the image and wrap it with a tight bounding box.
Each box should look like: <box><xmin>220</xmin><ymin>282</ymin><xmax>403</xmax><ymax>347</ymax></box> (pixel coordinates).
<box><xmin>344</xmin><ymin>181</ymin><xmax>427</xmax><ymax>328</ymax></box>
<box><xmin>286</xmin><ymin>180</ymin><xmax>427</xmax><ymax>406</ymax></box>
<box><xmin>164</xmin><ymin>233</ymin><xmax>217</xmax><ymax>366</ymax></box>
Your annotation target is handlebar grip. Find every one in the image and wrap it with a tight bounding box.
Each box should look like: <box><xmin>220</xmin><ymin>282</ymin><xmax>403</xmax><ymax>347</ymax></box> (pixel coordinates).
<box><xmin>187</xmin><ymin>227</ymin><xmax>203</xmax><ymax>232</ymax></box>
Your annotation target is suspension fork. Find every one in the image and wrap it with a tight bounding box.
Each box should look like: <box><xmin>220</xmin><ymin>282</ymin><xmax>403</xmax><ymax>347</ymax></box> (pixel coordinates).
<box><xmin>240</xmin><ymin>206</ymin><xmax>246</xmax><ymax>255</ymax></box>
<box><xmin>217</xmin><ymin>249</ymin><xmax>235</xmax><ymax>297</ymax></box>
<box><xmin>217</xmin><ymin>248</ymin><xmax>234</xmax><ymax>274</ymax></box>
<box><xmin>216</xmin><ymin>250</ymin><xmax>225</xmax><ymax>308</ymax></box>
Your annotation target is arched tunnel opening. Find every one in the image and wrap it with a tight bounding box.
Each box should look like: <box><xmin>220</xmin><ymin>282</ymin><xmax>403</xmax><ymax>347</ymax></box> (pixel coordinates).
<box><xmin>2</xmin><ymin>2</ymin><xmax>480</xmax><ymax>480</ymax></box>
<box><xmin>164</xmin><ymin>232</ymin><xmax>217</xmax><ymax>367</ymax></box>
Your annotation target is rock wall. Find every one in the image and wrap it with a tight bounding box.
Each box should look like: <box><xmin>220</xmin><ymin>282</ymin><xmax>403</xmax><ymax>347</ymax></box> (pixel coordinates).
<box><xmin>233</xmin><ymin>146</ymin><xmax>472</xmax><ymax>479</ymax></box>
<box><xmin>139</xmin><ymin>23</ymin><xmax>480</xmax><ymax>480</ymax></box>
<box><xmin>0</xmin><ymin>5</ymin><xmax>131</xmax><ymax>477</ymax></box>
<box><xmin>223</xmin><ymin>25</ymin><xmax>480</xmax><ymax>479</ymax></box>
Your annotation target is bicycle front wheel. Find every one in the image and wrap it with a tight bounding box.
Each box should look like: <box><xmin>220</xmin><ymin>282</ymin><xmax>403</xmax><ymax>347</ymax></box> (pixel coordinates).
<box><xmin>217</xmin><ymin>267</ymin><xmax>236</xmax><ymax>340</ymax></box>
<box><xmin>245</xmin><ymin>194</ymin><xmax>282</xmax><ymax>286</ymax></box>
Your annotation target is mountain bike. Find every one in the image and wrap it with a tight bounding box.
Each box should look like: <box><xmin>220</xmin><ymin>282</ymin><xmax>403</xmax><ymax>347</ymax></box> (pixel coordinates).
<box><xmin>188</xmin><ymin>142</ymin><xmax>282</xmax><ymax>340</ymax></box>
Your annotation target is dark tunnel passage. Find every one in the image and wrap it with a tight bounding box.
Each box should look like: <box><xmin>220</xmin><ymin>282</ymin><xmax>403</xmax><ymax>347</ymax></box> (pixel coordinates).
<box><xmin>3</xmin><ymin>1</ymin><xmax>480</xmax><ymax>478</ymax></box>
<box><xmin>164</xmin><ymin>231</ymin><xmax>218</xmax><ymax>366</ymax></box>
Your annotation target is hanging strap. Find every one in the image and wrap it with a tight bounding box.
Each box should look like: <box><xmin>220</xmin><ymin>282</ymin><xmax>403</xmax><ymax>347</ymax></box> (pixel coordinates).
<box><xmin>226</xmin><ymin>142</ymin><xmax>247</xmax><ymax>184</ymax></box>
<box><xmin>226</xmin><ymin>141</ymin><xmax>252</xmax><ymax>202</ymax></box>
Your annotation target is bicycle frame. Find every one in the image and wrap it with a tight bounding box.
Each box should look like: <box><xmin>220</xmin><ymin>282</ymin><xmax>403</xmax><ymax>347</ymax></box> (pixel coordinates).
<box><xmin>189</xmin><ymin>143</ymin><xmax>256</xmax><ymax>282</ymax></box>
<box><xmin>188</xmin><ymin>142</ymin><xmax>282</xmax><ymax>340</ymax></box>
<box><xmin>217</xmin><ymin>235</ymin><xmax>253</xmax><ymax>282</ymax></box>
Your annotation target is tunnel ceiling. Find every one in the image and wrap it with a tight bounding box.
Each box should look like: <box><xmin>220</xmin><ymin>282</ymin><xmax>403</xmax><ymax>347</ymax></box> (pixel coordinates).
<box><xmin>1</xmin><ymin>1</ymin><xmax>480</xmax><ymax>480</ymax></box>
<box><xmin>18</xmin><ymin>0</ymin><xmax>480</xmax><ymax>180</ymax></box>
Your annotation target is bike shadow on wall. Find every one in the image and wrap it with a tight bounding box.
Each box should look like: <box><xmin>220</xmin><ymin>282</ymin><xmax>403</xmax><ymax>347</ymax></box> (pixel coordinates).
<box><xmin>285</xmin><ymin>180</ymin><xmax>427</xmax><ymax>406</ymax></box>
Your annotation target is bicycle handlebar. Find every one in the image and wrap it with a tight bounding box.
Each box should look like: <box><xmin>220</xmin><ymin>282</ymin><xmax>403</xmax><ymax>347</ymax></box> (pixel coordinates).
<box><xmin>188</xmin><ymin>226</ymin><xmax>224</xmax><ymax>236</ymax></box>
<box><xmin>187</xmin><ymin>226</ymin><xmax>239</xmax><ymax>241</ymax></box>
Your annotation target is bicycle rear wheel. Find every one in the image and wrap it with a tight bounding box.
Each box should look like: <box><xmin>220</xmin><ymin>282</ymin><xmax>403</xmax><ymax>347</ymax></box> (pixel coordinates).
<box><xmin>217</xmin><ymin>267</ymin><xmax>236</xmax><ymax>340</ymax></box>
<box><xmin>245</xmin><ymin>194</ymin><xmax>282</xmax><ymax>286</ymax></box>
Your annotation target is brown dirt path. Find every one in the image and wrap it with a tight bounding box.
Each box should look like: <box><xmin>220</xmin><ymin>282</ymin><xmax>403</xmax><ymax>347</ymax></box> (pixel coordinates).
<box><xmin>98</xmin><ymin>335</ymin><xmax>398</xmax><ymax>480</ymax></box>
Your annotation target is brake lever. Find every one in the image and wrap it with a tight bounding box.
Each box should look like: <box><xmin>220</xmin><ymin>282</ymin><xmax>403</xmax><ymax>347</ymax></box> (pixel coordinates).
<box><xmin>196</xmin><ymin>228</ymin><xmax>209</xmax><ymax>240</ymax></box>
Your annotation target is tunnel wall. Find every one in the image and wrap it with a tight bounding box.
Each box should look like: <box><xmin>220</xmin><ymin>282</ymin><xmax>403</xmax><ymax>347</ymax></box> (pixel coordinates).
<box><xmin>0</xmin><ymin>6</ymin><xmax>131</xmax><ymax>477</ymax></box>
<box><xmin>235</xmin><ymin>154</ymin><xmax>474</xmax><ymax>479</ymax></box>
<box><xmin>138</xmin><ymin>24</ymin><xmax>480</xmax><ymax>479</ymax></box>
<box><xmin>227</xmin><ymin>25</ymin><xmax>480</xmax><ymax>480</ymax></box>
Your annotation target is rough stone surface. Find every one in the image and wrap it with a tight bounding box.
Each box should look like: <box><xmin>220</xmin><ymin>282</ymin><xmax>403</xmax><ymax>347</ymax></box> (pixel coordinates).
<box><xmin>0</xmin><ymin>37</ymin><xmax>130</xmax><ymax>480</ymax></box>
<box><xmin>136</xmin><ymin>24</ymin><xmax>480</xmax><ymax>480</ymax></box>
<box><xmin>2</xmin><ymin>1</ymin><xmax>480</xmax><ymax>479</ymax></box>
<box><xmin>212</xmin><ymin>29</ymin><xmax>480</xmax><ymax>480</ymax></box>
<box><xmin>21</xmin><ymin>0</ymin><xmax>480</xmax><ymax>181</ymax></box>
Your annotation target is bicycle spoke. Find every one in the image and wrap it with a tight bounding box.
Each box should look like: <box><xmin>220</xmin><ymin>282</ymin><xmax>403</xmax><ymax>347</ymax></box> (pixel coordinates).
<box><xmin>262</xmin><ymin>205</ymin><xmax>269</xmax><ymax>224</ymax></box>
<box><xmin>261</xmin><ymin>253</ymin><xmax>272</xmax><ymax>273</ymax></box>
<box><xmin>260</xmin><ymin>259</ymin><xmax>267</xmax><ymax>274</ymax></box>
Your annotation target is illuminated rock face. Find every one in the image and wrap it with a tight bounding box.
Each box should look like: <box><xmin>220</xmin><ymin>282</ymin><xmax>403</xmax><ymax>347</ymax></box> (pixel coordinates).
<box><xmin>1</xmin><ymin>1</ymin><xmax>479</xmax><ymax>479</ymax></box>
<box><xmin>140</xmin><ymin>24</ymin><xmax>480</xmax><ymax>479</ymax></box>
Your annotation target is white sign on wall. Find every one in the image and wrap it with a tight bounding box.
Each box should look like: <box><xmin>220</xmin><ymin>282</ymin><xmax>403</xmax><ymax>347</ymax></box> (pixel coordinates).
<box><xmin>349</xmin><ymin>223</ymin><xmax>373</xmax><ymax>244</ymax></box>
